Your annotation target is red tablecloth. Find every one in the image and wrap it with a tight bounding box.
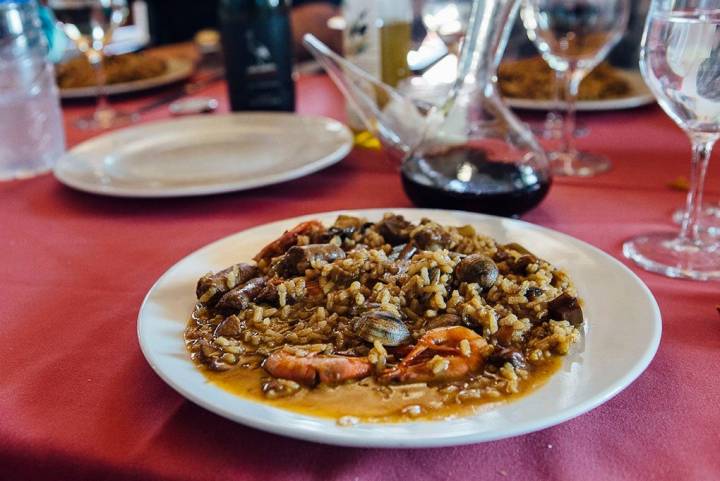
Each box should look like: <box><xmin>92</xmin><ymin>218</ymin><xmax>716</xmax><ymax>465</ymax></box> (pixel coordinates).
<box><xmin>1</xmin><ymin>75</ymin><xmax>719</xmax><ymax>481</ymax></box>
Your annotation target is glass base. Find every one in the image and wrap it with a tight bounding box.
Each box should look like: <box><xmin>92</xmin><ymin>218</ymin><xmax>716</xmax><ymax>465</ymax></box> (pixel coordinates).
<box><xmin>549</xmin><ymin>151</ymin><xmax>612</xmax><ymax>177</ymax></box>
<box><xmin>672</xmin><ymin>205</ymin><xmax>720</xmax><ymax>236</ymax></box>
<box><xmin>530</xmin><ymin>112</ymin><xmax>589</xmax><ymax>140</ymax></box>
<box><xmin>0</xmin><ymin>165</ymin><xmax>53</xmax><ymax>181</ymax></box>
<box><xmin>74</xmin><ymin>109</ymin><xmax>137</xmax><ymax>131</ymax></box>
<box><xmin>531</xmin><ymin>124</ymin><xmax>590</xmax><ymax>140</ymax></box>
<box><xmin>623</xmin><ymin>232</ymin><xmax>720</xmax><ymax>281</ymax></box>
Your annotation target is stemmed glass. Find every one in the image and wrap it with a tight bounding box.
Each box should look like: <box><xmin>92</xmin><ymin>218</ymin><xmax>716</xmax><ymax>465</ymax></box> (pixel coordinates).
<box><xmin>699</xmin><ymin>204</ymin><xmax>720</xmax><ymax>236</ymax></box>
<box><xmin>624</xmin><ymin>0</ymin><xmax>720</xmax><ymax>280</ymax></box>
<box><xmin>672</xmin><ymin>203</ymin><xmax>720</xmax><ymax>236</ymax></box>
<box><xmin>521</xmin><ymin>0</ymin><xmax>630</xmax><ymax>176</ymax></box>
<box><xmin>49</xmin><ymin>0</ymin><xmax>133</xmax><ymax>130</ymax></box>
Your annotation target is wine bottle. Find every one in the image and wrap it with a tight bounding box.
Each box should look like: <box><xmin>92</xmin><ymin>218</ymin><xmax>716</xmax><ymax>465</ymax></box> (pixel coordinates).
<box><xmin>219</xmin><ymin>0</ymin><xmax>295</xmax><ymax>111</ymax></box>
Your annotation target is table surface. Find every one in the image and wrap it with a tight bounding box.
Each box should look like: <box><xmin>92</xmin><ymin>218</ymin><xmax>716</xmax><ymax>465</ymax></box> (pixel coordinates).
<box><xmin>1</xmin><ymin>69</ymin><xmax>719</xmax><ymax>481</ymax></box>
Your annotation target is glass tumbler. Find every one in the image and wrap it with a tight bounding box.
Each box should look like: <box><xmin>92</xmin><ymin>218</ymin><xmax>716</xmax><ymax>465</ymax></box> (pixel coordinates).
<box><xmin>0</xmin><ymin>0</ymin><xmax>66</xmax><ymax>180</ymax></box>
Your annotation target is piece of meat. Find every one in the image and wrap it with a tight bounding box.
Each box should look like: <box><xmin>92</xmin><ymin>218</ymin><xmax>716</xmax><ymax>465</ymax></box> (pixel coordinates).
<box><xmin>503</xmin><ymin>242</ymin><xmax>535</xmax><ymax>256</ymax></box>
<box><xmin>216</xmin><ymin>277</ymin><xmax>267</xmax><ymax>311</ymax></box>
<box><xmin>425</xmin><ymin>313</ymin><xmax>463</xmax><ymax>330</ymax></box>
<box><xmin>510</xmin><ymin>255</ymin><xmax>537</xmax><ymax>274</ymax></box>
<box><xmin>495</xmin><ymin>325</ymin><xmax>515</xmax><ymax>346</ymax></box>
<box><xmin>276</xmin><ymin>244</ymin><xmax>346</xmax><ymax>277</ymax></box>
<box><xmin>525</xmin><ymin>287</ymin><xmax>544</xmax><ymax>300</ymax></box>
<box><xmin>196</xmin><ymin>263</ymin><xmax>258</xmax><ymax>304</ymax></box>
<box><xmin>376</xmin><ymin>214</ymin><xmax>414</xmax><ymax>245</ymax></box>
<box><xmin>214</xmin><ymin>315</ymin><xmax>245</xmax><ymax>337</ymax></box>
<box><xmin>253</xmin><ymin>220</ymin><xmax>326</xmax><ymax>263</ymax></box>
<box><xmin>487</xmin><ymin>347</ymin><xmax>526</xmax><ymax>369</ymax></box>
<box><xmin>254</xmin><ymin>278</ymin><xmax>282</xmax><ymax>305</ymax></box>
<box><xmin>547</xmin><ymin>293</ymin><xmax>584</xmax><ymax>326</ymax></box>
<box><xmin>411</xmin><ymin>224</ymin><xmax>453</xmax><ymax>250</ymax></box>
<box><xmin>386</xmin><ymin>243</ymin><xmax>417</xmax><ymax>276</ymax></box>
<box><xmin>327</xmin><ymin>215</ymin><xmax>366</xmax><ymax>239</ymax></box>
<box><xmin>389</xmin><ymin>242</ymin><xmax>417</xmax><ymax>262</ymax></box>
<box><xmin>493</xmin><ymin>249</ymin><xmax>512</xmax><ymax>263</ymax></box>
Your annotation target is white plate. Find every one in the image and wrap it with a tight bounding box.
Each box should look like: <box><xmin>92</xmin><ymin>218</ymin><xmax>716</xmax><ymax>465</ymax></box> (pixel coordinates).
<box><xmin>137</xmin><ymin>208</ymin><xmax>662</xmax><ymax>448</ymax></box>
<box><xmin>505</xmin><ymin>70</ymin><xmax>656</xmax><ymax>111</ymax></box>
<box><xmin>54</xmin><ymin>113</ymin><xmax>353</xmax><ymax>198</ymax></box>
<box><xmin>60</xmin><ymin>58</ymin><xmax>195</xmax><ymax>99</ymax></box>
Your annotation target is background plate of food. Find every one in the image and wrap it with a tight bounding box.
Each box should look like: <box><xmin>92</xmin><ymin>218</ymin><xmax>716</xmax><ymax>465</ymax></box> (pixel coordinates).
<box><xmin>498</xmin><ymin>57</ymin><xmax>655</xmax><ymax>111</ymax></box>
<box><xmin>58</xmin><ymin>52</ymin><xmax>194</xmax><ymax>99</ymax></box>
<box><xmin>137</xmin><ymin>208</ymin><xmax>662</xmax><ymax>447</ymax></box>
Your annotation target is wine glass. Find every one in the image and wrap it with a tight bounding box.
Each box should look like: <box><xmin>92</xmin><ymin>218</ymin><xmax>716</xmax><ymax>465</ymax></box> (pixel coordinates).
<box><xmin>50</xmin><ymin>0</ymin><xmax>133</xmax><ymax>130</ymax></box>
<box><xmin>623</xmin><ymin>0</ymin><xmax>720</xmax><ymax>281</ymax></box>
<box><xmin>672</xmin><ymin>203</ymin><xmax>720</xmax><ymax>236</ymax></box>
<box><xmin>521</xmin><ymin>0</ymin><xmax>630</xmax><ymax>176</ymax></box>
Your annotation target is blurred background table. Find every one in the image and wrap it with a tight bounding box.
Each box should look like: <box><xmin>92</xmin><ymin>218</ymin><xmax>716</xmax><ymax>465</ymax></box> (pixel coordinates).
<box><xmin>1</xmin><ymin>73</ymin><xmax>719</xmax><ymax>481</ymax></box>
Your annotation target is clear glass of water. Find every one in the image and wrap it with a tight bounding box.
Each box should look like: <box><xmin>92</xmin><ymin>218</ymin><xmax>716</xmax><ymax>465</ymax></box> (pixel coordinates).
<box><xmin>1</xmin><ymin>0</ymin><xmax>66</xmax><ymax>180</ymax></box>
<box><xmin>623</xmin><ymin>0</ymin><xmax>720</xmax><ymax>281</ymax></box>
<box><xmin>49</xmin><ymin>0</ymin><xmax>132</xmax><ymax>130</ymax></box>
<box><xmin>521</xmin><ymin>0</ymin><xmax>630</xmax><ymax>176</ymax></box>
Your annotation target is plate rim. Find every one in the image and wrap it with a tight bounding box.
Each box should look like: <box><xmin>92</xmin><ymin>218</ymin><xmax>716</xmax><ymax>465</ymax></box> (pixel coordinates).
<box><xmin>59</xmin><ymin>57</ymin><xmax>195</xmax><ymax>99</ymax></box>
<box><xmin>53</xmin><ymin>112</ymin><xmax>354</xmax><ymax>198</ymax></box>
<box><xmin>506</xmin><ymin>93</ymin><xmax>656</xmax><ymax>112</ymax></box>
<box><xmin>137</xmin><ymin>208</ymin><xmax>662</xmax><ymax>448</ymax></box>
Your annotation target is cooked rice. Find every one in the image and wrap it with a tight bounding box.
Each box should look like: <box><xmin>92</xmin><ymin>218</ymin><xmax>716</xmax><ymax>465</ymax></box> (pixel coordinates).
<box><xmin>185</xmin><ymin>213</ymin><xmax>583</xmax><ymax>409</ymax></box>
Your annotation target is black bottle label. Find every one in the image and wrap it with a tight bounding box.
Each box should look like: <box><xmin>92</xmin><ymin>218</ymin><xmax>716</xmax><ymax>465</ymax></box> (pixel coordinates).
<box><xmin>221</xmin><ymin>11</ymin><xmax>295</xmax><ymax>111</ymax></box>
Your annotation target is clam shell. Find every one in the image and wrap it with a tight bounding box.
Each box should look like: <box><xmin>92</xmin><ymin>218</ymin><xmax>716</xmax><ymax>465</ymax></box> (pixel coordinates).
<box><xmin>356</xmin><ymin>311</ymin><xmax>411</xmax><ymax>346</ymax></box>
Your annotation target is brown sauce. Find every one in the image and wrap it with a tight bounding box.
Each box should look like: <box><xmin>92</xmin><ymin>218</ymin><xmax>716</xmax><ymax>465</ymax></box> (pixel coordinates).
<box><xmin>201</xmin><ymin>357</ymin><xmax>563</xmax><ymax>423</ymax></box>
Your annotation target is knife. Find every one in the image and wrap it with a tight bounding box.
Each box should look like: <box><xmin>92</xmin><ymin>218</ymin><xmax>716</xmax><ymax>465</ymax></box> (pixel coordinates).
<box><xmin>133</xmin><ymin>69</ymin><xmax>225</xmax><ymax>115</ymax></box>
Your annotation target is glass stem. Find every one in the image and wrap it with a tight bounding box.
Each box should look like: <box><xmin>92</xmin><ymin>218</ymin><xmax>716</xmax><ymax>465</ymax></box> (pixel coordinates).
<box><xmin>88</xmin><ymin>50</ymin><xmax>112</xmax><ymax>123</ymax></box>
<box><xmin>560</xmin><ymin>69</ymin><xmax>581</xmax><ymax>157</ymax></box>
<box><xmin>678</xmin><ymin>135</ymin><xmax>716</xmax><ymax>245</ymax></box>
<box><xmin>547</xmin><ymin>68</ymin><xmax>565</xmax><ymax>138</ymax></box>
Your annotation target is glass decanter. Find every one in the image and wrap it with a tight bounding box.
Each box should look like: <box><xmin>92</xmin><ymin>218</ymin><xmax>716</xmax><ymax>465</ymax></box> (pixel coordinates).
<box><xmin>305</xmin><ymin>0</ymin><xmax>551</xmax><ymax>217</ymax></box>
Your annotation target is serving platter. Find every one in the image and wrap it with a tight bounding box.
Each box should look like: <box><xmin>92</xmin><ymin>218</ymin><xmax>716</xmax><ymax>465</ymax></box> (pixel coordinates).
<box><xmin>54</xmin><ymin>113</ymin><xmax>353</xmax><ymax>198</ymax></box>
<box><xmin>137</xmin><ymin>208</ymin><xmax>661</xmax><ymax>447</ymax></box>
<box><xmin>59</xmin><ymin>57</ymin><xmax>195</xmax><ymax>99</ymax></box>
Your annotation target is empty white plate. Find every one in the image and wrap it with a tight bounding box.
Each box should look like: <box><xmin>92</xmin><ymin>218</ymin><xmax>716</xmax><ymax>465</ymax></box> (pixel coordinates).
<box><xmin>137</xmin><ymin>208</ymin><xmax>662</xmax><ymax>447</ymax></box>
<box><xmin>54</xmin><ymin>113</ymin><xmax>353</xmax><ymax>197</ymax></box>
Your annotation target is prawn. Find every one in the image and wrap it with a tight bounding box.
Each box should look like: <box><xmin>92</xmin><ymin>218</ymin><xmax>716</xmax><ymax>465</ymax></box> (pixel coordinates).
<box><xmin>380</xmin><ymin>326</ymin><xmax>491</xmax><ymax>384</ymax></box>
